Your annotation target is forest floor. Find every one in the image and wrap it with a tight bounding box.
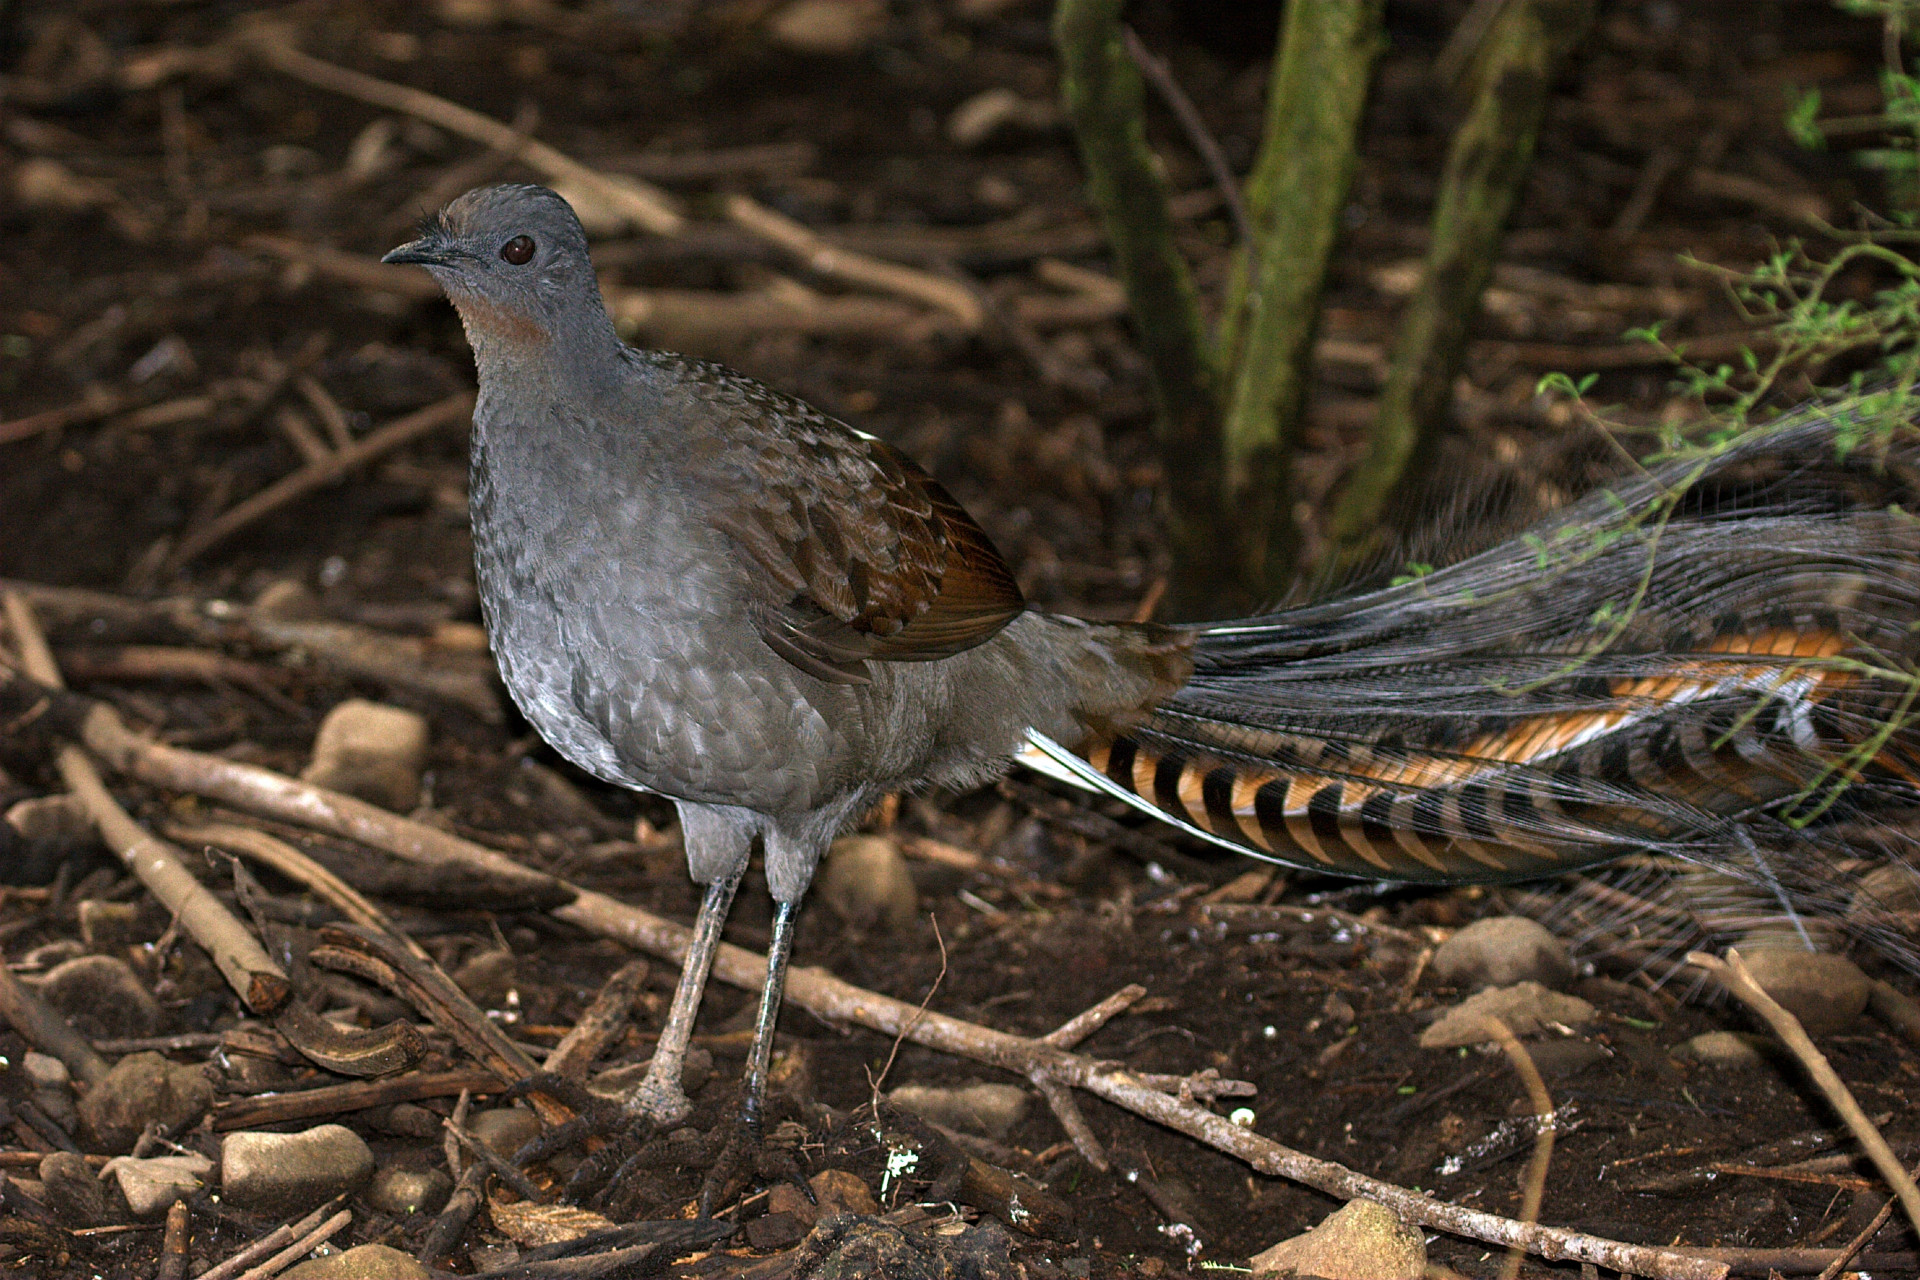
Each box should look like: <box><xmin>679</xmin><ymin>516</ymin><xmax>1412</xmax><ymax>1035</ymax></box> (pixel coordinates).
<box><xmin>3</xmin><ymin>1</ymin><xmax>1920</xmax><ymax>1277</ymax></box>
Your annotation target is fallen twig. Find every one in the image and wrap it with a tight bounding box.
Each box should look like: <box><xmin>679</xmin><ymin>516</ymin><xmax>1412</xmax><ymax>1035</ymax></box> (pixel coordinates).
<box><xmin>1480</xmin><ymin>1016</ymin><xmax>1555</xmax><ymax>1280</ymax></box>
<box><xmin>0</xmin><ymin>387</ymin><xmax>135</xmax><ymax>447</ymax></box>
<box><xmin>543</xmin><ymin>958</ymin><xmax>649</xmax><ymax>1080</ymax></box>
<box><xmin>166</xmin><ymin>392</ymin><xmax>474</xmax><ymax>571</ymax></box>
<box><xmin>211</xmin><ymin>1068</ymin><xmax>499</xmax><ymax>1131</ymax></box>
<box><xmin>236</xmin><ymin>21</ymin><xmax>682</xmax><ymax>236</ymax></box>
<box><xmin>228</xmin><ymin>1208</ymin><xmax>350</xmax><ymax>1280</ymax></box>
<box><xmin>190</xmin><ymin>1202</ymin><xmax>337</xmax><ymax>1280</ymax></box>
<box><xmin>1</xmin><ymin>593</ymin><xmax>290</xmax><ymax>1014</ymax></box>
<box><xmin>1688</xmin><ymin>949</ymin><xmax>1920</xmax><ymax>1237</ymax></box>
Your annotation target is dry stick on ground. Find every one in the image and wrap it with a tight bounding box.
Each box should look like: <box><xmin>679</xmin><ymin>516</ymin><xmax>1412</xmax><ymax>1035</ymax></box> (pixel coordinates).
<box><xmin>1480</xmin><ymin>1016</ymin><xmax>1556</xmax><ymax>1280</ymax></box>
<box><xmin>234</xmin><ymin>22</ymin><xmax>981</xmax><ymax>331</ymax></box>
<box><xmin>1688</xmin><ymin>949</ymin><xmax>1920</xmax><ymax>1236</ymax></box>
<box><xmin>166</xmin><ymin>392</ymin><xmax>474</xmax><ymax>571</ymax></box>
<box><xmin>228</xmin><ymin>1208</ymin><xmax>351</xmax><ymax>1280</ymax></box>
<box><xmin>157</xmin><ymin>1200</ymin><xmax>191</xmax><ymax>1280</ymax></box>
<box><xmin>190</xmin><ymin>1203</ymin><xmax>338</xmax><ymax>1280</ymax></box>
<box><xmin>0</xmin><ymin>682</ymin><xmax>1736</xmax><ymax>1280</ymax></box>
<box><xmin>0</xmin><ymin>387</ymin><xmax>134</xmax><ymax>447</ymax></box>
<box><xmin>543</xmin><ymin>958</ymin><xmax>651</xmax><ymax>1081</ymax></box>
<box><xmin>1</xmin><ymin>593</ymin><xmax>290</xmax><ymax>1013</ymax></box>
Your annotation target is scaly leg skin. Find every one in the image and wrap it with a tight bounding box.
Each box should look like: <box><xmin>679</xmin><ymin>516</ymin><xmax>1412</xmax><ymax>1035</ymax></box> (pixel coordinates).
<box><xmin>696</xmin><ymin>897</ymin><xmax>810</xmax><ymax>1216</ymax></box>
<box><xmin>628</xmin><ymin>870</ymin><xmax>744</xmax><ymax>1126</ymax></box>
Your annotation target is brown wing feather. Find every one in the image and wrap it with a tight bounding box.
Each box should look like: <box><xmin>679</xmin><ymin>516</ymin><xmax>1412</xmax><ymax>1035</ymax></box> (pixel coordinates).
<box><xmin>706</xmin><ymin>393</ymin><xmax>1023</xmax><ymax>683</ymax></box>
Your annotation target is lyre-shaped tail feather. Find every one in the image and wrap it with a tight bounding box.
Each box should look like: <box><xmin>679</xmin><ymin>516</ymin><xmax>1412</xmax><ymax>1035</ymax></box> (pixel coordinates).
<box><xmin>1031</xmin><ymin>401</ymin><xmax>1920</xmax><ymax>886</ymax></box>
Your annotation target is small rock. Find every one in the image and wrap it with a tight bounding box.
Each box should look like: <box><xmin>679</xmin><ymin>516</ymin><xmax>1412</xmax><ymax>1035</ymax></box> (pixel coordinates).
<box><xmin>466</xmin><ymin>1107</ymin><xmax>542</xmax><ymax>1161</ymax></box>
<box><xmin>811</xmin><ymin>1168</ymin><xmax>880</xmax><ymax>1217</ymax></box>
<box><xmin>767</xmin><ymin>0</ymin><xmax>886</xmax><ymax>55</ymax></box>
<box><xmin>590</xmin><ymin>1046</ymin><xmax>713</xmax><ymax>1101</ymax></box>
<box><xmin>366</xmin><ymin>1165</ymin><xmax>451</xmax><ymax>1216</ymax></box>
<box><xmin>221</xmin><ymin>1124</ymin><xmax>375</xmax><ymax>1215</ymax></box>
<box><xmin>37</xmin><ymin>954</ymin><xmax>163</xmax><ymax>1040</ymax></box>
<box><xmin>889</xmin><ymin>1083</ymin><xmax>1029</xmax><ymax>1141</ymax></box>
<box><xmin>747</xmin><ymin>1212</ymin><xmax>808</xmax><ymax>1250</ymax></box>
<box><xmin>102</xmin><ymin>1153</ymin><xmax>212</xmax><ymax>1217</ymax></box>
<box><xmin>253</xmin><ymin>578</ymin><xmax>325</xmax><ymax>620</ymax></box>
<box><xmin>816</xmin><ymin>835</ymin><xmax>918</xmax><ymax>933</ymax></box>
<box><xmin>23</xmin><ymin>1050</ymin><xmax>70</xmax><ymax>1092</ymax></box>
<box><xmin>1249</xmin><ymin>1198</ymin><xmax>1426</xmax><ymax>1280</ymax></box>
<box><xmin>1853</xmin><ymin>863</ymin><xmax>1920</xmax><ymax>917</ymax></box>
<box><xmin>1419</xmin><ymin>982</ymin><xmax>1597</xmax><ymax>1049</ymax></box>
<box><xmin>79</xmin><ymin>1052</ymin><xmax>214</xmax><ymax>1153</ymax></box>
<box><xmin>364</xmin><ymin>1103</ymin><xmax>443</xmax><ymax>1139</ymax></box>
<box><xmin>1522</xmin><ymin>1038</ymin><xmax>1608</xmax><ymax>1080</ymax></box>
<box><xmin>301</xmin><ymin>699</ymin><xmax>430</xmax><ymax>811</ymax></box>
<box><xmin>1731</xmin><ymin>948</ymin><xmax>1871</xmax><ymax>1037</ymax></box>
<box><xmin>38</xmin><ymin>1152</ymin><xmax>109</xmax><ymax>1226</ymax></box>
<box><xmin>281</xmin><ymin>1243</ymin><xmax>432</xmax><ymax>1280</ymax></box>
<box><xmin>452</xmin><ymin>948</ymin><xmax>517</xmax><ymax>1008</ymax></box>
<box><xmin>768</xmin><ymin>1180</ymin><xmax>819</xmax><ymax>1228</ymax></box>
<box><xmin>1674</xmin><ymin>1031</ymin><xmax>1772</xmax><ymax>1069</ymax></box>
<box><xmin>946</xmin><ymin>87</ymin><xmax>1059</xmax><ymax>148</ymax></box>
<box><xmin>5</xmin><ymin>794</ymin><xmax>95</xmax><ymax>851</ymax></box>
<box><xmin>76</xmin><ymin>899</ymin><xmax>143</xmax><ymax>950</ymax></box>
<box><xmin>1431</xmin><ymin>917</ymin><xmax>1573</xmax><ymax>991</ymax></box>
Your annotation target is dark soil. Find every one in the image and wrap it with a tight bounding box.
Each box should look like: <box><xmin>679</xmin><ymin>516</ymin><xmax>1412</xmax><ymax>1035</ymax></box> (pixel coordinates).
<box><xmin>3</xmin><ymin>1</ymin><xmax>1919</xmax><ymax>1276</ymax></box>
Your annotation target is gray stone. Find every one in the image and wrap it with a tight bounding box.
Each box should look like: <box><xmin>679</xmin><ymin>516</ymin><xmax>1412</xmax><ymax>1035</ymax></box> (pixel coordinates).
<box><xmin>37</xmin><ymin>954</ymin><xmax>162</xmax><ymax>1040</ymax></box>
<box><xmin>1419</xmin><ymin>982</ymin><xmax>1597</xmax><ymax>1049</ymax></box>
<box><xmin>1431</xmin><ymin>917</ymin><xmax>1574</xmax><ymax>991</ymax></box>
<box><xmin>221</xmin><ymin>1124</ymin><xmax>375</xmax><ymax>1215</ymax></box>
<box><xmin>1674</xmin><ymin>1031</ymin><xmax>1772</xmax><ymax>1069</ymax></box>
<box><xmin>1732</xmin><ymin>947</ymin><xmax>1872</xmax><ymax>1036</ymax></box>
<box><xmin>102</xmin><ymin>1153</ymin><xmax>211</xmax><ymax>1217</ymax></box>
<box><xmin>591</xmin><ymin>1046</ymin><xmax>712</xmax><ymax>1101</ymax></box>
<box><xmin>889</xmin><ymin>1083</ymin><xmax>1029</xmax><ymax>1141</ymax></box>
<box><xmin>816</xmin><ymin>835</ymin><xmax>918</xmax><ymax>933</ymax></box>
<box><xmin>79</xmin><ymin>1052</ymin><xmax>215</xmax><ymax>1153</ymax></box>
<box><xmin>1250</xmin><ymin>1198</ymin><xmax>1426</xmax><ymax>1280</ymax></box>
<box><xmin>281</xmin><ymin>1243</ymin><xmax>432</xmax><ymax>1280</ymax></box>
<box><xmin>365</xmin><ymin>1165</ymin><xmax>451</xmax><ymax>1216</ymax></box>
<box><xmin>466</xmin><ymin>1107</ymin><xmax>542</xmax><ymax>1161</ymax></box>
<box><xmin>38</xmin><ymin>1152</ymin><xmax>109</xmax><ymax>1226</ymax></box>
<box><xmin>301</xmin><ymin>699</ymin><xmax>430</xmax><ymax>811</ymax></box>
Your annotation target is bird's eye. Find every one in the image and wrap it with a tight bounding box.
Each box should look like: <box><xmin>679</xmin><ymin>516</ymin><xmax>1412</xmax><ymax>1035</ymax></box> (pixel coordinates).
<box><xmin>500</xmin><ymin>235</ymin><xmax>535</xmax><ymax>265</ymax></box>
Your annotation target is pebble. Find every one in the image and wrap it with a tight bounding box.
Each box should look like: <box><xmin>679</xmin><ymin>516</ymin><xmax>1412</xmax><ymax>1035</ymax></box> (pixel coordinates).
<box><xmin>1731</xmin><ymin>947</ymin><xmax>1871</xmax><ymax>1036</ymax></box>
<box><xmin>766</xmin><ymin>0</ymin><xmax>887</xmax><ymax>55</ymax></box>
<box><xmin>79</xmin><ymin>1052</ymin><xmax>215</xmax><ymax>1153</ymax></box>
<box><xmin>1419</xmin><ymin>982</ymin><xmax>1597</xmax><ymax>1049</ymax></box>
<box><xmin>1430</xmin><ymin>917</ymin><xmax>1574</xmax><ymax>991</ymax></box>
<box><xmin>280</xmin><ymin>1243</ymin><xmax>432</xmax><ymax>1280</ymax></box>
<box><xmin>466</xmin><ymin>1107</ymin><xmax>542</xmax><ymax>1161</ymax></box>
<box><xmin>4</xmin><ymin>794</ymin><xmax>94</xmax><ymax>853</ymax></box>
<box><xmin>22</xmin><ymin>1050</ymin><xmax>77</xmax><ymax>1132</ymax></box>
<box><xmin>946</xmin><ymin>87</ymin><xmax>1059</xmax><ymax>148</ymax></box>
<box><xmin>38</xmin><ymin>1152</ymin><xmax>109</xmax><ymax>1227</ymax></box>
<box><xmin>37</xmin><ymin>954</ymin><xmax>163</xmax><ymax>1040</ymax></box>
<box><xmin>889</xmin><ymin>1083</ymin><xmax>1029</xmax><ymax>1141</ymax></box>
<box><xmin>253</xmin><ymin>578</ymin><xmax>325</xmax><ymax>620</ymax></box>
<box><xmin>811</xmin><ymin>1168</ymin><xmax>879</xmax><ymax>1217</ymax></box>
<box><xmin>816</xmin><ymin>834</ymin><xmax>919</xmax><ymax>933</ymax></box>
<box><xmin>301</xmin><ymin>699</ymin><xmax>430</xmax><ymax>812</ymax></box>
<box><xmin>1674</xmin><ymin>1030</ymin><xmax>1772</xmax><ymax>1069</ymax></box>
<box><xmin>1852</xmin><ymin>863</ymin><xmax>1920</xmax><ymax>917</ymax></box>
<box><xmin>366</xmin><ymin>1165</ymin><xmax>452</xmax><ymax>1216</ymax></box>
<box><xmin>102</xmin><ymin>1153</ymin><xmax>212</xmax><ymax>1217</ymax></box>
<box><xmin>452</xmin><ymin>948</ymin><xmax>517</xmax><ymax>1009</ymax></box>
<box><xmin>221</xmin><ymin>1124</ymin><xmax>375</xmax><ymax>1215</ymax></box>
<box><xmin>1249</xmin><ymin>1198</ymin><xmax>1426</xmax><ymax>1280</ymax></box>
<box><xmin>591</xmin><ymin>1046</ymin><xmax>713</xmax><ymax>1101</ymax></box>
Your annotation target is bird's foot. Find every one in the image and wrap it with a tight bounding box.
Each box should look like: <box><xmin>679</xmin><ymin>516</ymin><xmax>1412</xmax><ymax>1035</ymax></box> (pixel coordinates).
<box><xmin>696</xmin><ymin>1104</ymin><xmax>813</xmax><ymax>1218</ymax></box>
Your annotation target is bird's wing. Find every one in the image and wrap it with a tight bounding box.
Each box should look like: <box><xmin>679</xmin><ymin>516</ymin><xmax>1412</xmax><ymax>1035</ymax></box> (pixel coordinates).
<box><xmin>697</xmin><ymin>378</ymin><xmax>1024</xmax><ymax>684</ymax></box>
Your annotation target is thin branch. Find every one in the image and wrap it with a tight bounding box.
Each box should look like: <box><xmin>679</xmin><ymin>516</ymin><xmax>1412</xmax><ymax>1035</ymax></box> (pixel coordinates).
<box><xmin>1119</xmin><ymin>26</ymin><xmax>1256</xmax><ymax>252</ymax></box>
<box><xmin>1</xmin><ymin>593</ymin><xmax>290</xmax><ymax>1014</ymax></box>
<box><xmin>1689</xmin><ymin>949</ymin><xmax>1920</xmax><ymax>1237</ymax></box>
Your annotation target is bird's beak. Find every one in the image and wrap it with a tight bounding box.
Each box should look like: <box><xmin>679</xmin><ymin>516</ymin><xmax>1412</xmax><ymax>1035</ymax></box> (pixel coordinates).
<box><xmin>382</xmin><ymin>233</ymin><xmax>460</xmax><ymax>267</ymax></box>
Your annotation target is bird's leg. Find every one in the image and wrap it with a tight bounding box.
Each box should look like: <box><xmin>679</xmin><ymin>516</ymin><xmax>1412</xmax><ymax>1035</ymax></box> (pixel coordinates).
<box><xmin>626</xmin><ymin>868</ymin><xmax>744</xmax><ymax>1127</ymax></box>
<box><xmin>697</xmin><ymin>896</ymin><xmax>806</xmax><ymax>1215</ymax></box>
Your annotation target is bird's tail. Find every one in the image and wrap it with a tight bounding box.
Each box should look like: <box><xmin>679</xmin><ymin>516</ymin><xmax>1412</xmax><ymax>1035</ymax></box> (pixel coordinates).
<box><xmin>1026</xmin><ymin>397</ymin><xmax>1920</xmax><ymax>912</ymax></box>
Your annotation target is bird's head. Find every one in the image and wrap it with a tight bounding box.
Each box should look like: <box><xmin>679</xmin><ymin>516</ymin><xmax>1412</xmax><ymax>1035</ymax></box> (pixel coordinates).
<box><xmin>385</xmin><ymin>183</ymin><xmax>612</xmax><ymax>356</ymax></box>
